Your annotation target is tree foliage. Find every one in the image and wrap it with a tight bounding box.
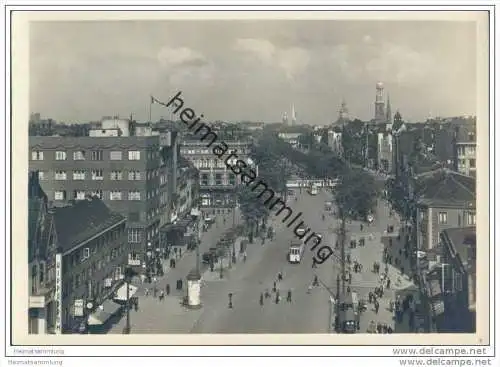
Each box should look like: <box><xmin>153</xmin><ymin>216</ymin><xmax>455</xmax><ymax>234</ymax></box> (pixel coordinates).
<box><xmin>335</xmin><ymin>168</ymin><xmax>379</xmax><ymax>221</ymax></box>
<box><xmin>236</xmin><ymin>185</ymin><xmax>269</xmax><ymax>242</ymax></box>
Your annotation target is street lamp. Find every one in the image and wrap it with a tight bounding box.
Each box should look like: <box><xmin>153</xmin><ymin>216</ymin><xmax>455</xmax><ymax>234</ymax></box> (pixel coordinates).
<box><xmin>190</xmin><ymin>207</ymin><xmax>201</xmax><ymax>274</ymax></box>
<box><xmin>123</xmin><ymin>266</ymin><xmax>134</xmax><ymax>334</ymax></box>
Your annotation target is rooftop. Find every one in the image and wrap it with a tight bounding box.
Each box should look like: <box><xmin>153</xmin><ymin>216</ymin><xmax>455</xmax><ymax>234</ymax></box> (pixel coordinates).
<box><xmin>441</xmin><ymin>227</ymin><xmax>476</xmax><ymax>269</ymax></box>
<box><xmin>53</xmin><ymin>197</ymin><xmax>125</xmax><ymax>254</ymax></box>
<box><xmin>415</xmin><ymin>168</ymin><xmax>476</xmax><ymax>205</ymax></box>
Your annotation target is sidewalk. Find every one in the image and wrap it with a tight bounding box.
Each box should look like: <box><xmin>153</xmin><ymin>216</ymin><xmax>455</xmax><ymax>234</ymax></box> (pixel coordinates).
<box><xmin>107</xmin><ymin>208</ymin><xmax>242</xmax><ymax>334</ymax></box>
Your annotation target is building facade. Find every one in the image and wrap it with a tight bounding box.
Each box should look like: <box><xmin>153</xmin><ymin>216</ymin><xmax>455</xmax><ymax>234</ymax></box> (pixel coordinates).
<box><xmin>29</xmin><ymin>135</ymin><xmax>173</xmax><ymax>270</ymax></box>
<box><xmin>52</xmin><ymin>198</ymin><xmax>128</xmax><ymax>333</ymax></box>
<box><xmin>377</xmin><ymin>131</ymin><xmax>393</xmax><ymax>173</ymax></box>
<box><xmin>28</xmin><ymin>172</ymin><xmax>57</xmax><ymax>334</ymax></box>
<box><xmin>454</xmin><ymin>125</ymin><xmax>477</xmax><ymax>177</ymax></box>
<box><xmin>180</xmin><ymin>139</ymin><xmax>256</xmax><ymax>209</ymax></box>
<box><xmin>414</xmin><ymin>170</ymin><xmax>476</xmax><ymax>251</ymax></box>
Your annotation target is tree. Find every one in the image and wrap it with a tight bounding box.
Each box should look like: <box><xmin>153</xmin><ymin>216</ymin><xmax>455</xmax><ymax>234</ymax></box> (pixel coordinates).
<box><xmin>335</xmin><ymin>168</ymin><xmax>379</xmax><ymax>221</ymax></box>
<box><xmin>236</xmin><ymin>185</ymin><xmax>269</xmax><ymax>243</ymax></box>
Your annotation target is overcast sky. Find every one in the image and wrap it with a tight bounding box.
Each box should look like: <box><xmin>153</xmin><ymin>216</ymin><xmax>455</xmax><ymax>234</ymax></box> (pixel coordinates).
<box><xmin>30</xmin><ymin>20</ymin><xmax>478</xmax><ymax>125</ymax></box>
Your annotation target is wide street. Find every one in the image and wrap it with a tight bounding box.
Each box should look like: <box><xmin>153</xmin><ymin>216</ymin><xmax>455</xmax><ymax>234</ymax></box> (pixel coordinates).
<box><xmin>108</xmin><ymin>185</ymin><xmax>416</xmax><ymax>334</ymax></box>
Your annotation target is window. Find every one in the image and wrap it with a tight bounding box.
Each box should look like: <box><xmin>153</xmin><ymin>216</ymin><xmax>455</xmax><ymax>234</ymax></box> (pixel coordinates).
<box><xmin>31</xmin><ymin>151</ymin><xmax>44</xmax><ymax>160</ymax></box>
<box><xmin>466</xmin><ymin>212</ymin><xmax>476</xmax><ymax>225</ymax></box>
<box><xmin>91</xmin><ymin>150</ymin><xmax>103</xmax><ymax>161</ymax></box>
<box><xmin>109</xmin><ymin>191</ymin><xmax>122</xmax><ymax>200</ymax></box>
<box><xmin>90</xmin><ymin>190</ymin><xmax>103</xmax><ymax>199</ymax></box>
<box><xmin>73</xmin><ymin>190</ymin><xmax>86</xmax><ymax>200</ymax></box>
<box><xmin>91</xmin><ymin>169</ymin><xmax>103</xmax><ymax>180</ymax></box>
<box><xmin>55</xmin><ymin>151</ymin><xmax>67</xmax><ymax>160</ymax></box>
<box><xmin>109</xmin><ymin>151</ymin><xmax>122</xmax><ymax>160</ymax></box>
<box><xmin>128</xmin><ymin>171</ymin><xmax>141</xmax><ymax>180</ymax></box>
<box><xmin>54</xmin><ymin>171</ymin><xmax>67</xmax><ymax>180</ymax></box>
<box><xmin>128</xmin><ymin>228</ymin><xmax>142</xmax><ymax>243</ymax></box>
<box><xmin>83</xmin><ymin>248</ymin><xmax>90</xmax><ymax>260</ymax></box>
<box><xmin>110</xmin><ymin>171</ymin><xmax>123</xmax><ymax>180</ymax></box>
<box><xmin>438</xmin><ymin>212</ymin><xmax>448</xmax><ymax>224</ymax></box>
<box><xmin>201</xmin><ymin>174</ymin><xmax>209</xmax><ymax>186</ymax></box>
<box><xmin>128</xmin><ymin>191</ymin><xmax>141</xmax><ymax>200</ymax></box>
<box><xmin>73</xmin><ymin>170</ymin><xmax>86</xmax><ymax>180</ymax></box>
<box><xmin>73</xmin><ymin>151</ymin><xmax>85</xmax><ymax>160</ymax></box>
<box><xmin>114</xmin><ymin>266</ymin><xmax>122</xmax><ymax>280</ymax></box>
<box><xmin>469</xmin><ymin>159</ymin><xmax>476</xmax><ymax>168</ymax></box>
<box><xmin>229</xmin><ymin>174</ymin><xmax>236</xmax><ymax>185</ymax></box>
<box><xmin>215</xmin><ymin>173</ymin><xmax>222</xmax><ymax>185</ymax></box>
<box><xmin>38</xmin><ymin>171</ymin><xmax>46</xmax><ymax>181</ymax></box>
<box><xmin>128</xmin><ymin>151</ymin><xmax>141</xmax><ymax>160</ymax></box>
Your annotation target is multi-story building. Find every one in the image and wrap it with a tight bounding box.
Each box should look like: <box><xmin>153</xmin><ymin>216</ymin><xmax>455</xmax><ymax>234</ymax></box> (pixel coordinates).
<box><xmin>414</xmin><ymin>169</ymin><xmax>476</xmax><ymax>252</ymax></box>
<box><xmin>377</xmin><ymin>131</ymin><xmax>393</xmax><ymax>173</ymax></box>
<box><xmin>52</xmin><ymin>197</ymin><xmax>128</xmax><ymax>334</ymax></box>
<box><xmin>29</xmin><ymin>133</ymin><xmax>173</xmax><ymax>271</ymax></box>
<box><xmin>29</xmin><ymin>172</ymin><xmax>57</xmax><ymax>334</ymax></box>
<box><xmin>180</xmin><ymin>139</ymin><xmax>256</xmax><ymax>209</ymax></box>
<box><xmin>277</xmin><ymin>132</ymin><xmax>302</xmax><ymax>149</ymax></box>
<box><xmin>28</xmin><ymin>171</ymin><xmax>129</xmax><ymax>334</ymax></box>
<box><xmin>454</xmin><ymin>124</ymin><xmax>477</xmax><ymax>177</ymax></box>
<box><xmin>327</xmin><ymin>128</ymin><xmax>343</xmax><ymax>156</ymax></box>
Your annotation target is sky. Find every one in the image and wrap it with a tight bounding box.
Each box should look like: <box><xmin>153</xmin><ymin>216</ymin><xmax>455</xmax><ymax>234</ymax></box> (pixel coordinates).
<box><xmin>30</xmin><ymin>20</ymin><xmax>478</xmax><ymax>125</ymax></box>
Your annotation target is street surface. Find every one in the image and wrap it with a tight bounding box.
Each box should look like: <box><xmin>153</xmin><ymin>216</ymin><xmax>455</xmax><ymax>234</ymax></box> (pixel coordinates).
<box><xmin>108</xmin><ymin>188</ymin><xmax>417</xmax><ymax>334</ymax></box>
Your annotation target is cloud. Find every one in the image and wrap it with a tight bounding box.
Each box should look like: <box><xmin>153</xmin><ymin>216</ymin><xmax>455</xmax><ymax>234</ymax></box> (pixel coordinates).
<box><xmin>157</xmin><ymin>46</ymin><xmax>208</xmax><ymax>68</ymax></box>
<box><xmin>365</xmin><ymin>43</ymin><xmax>434</xmax><ymax>84</ymax></box>
<box><xmin>234</xmin><ymin>38</ymin><xmax>310</xmax><ymax>81</ymax></box>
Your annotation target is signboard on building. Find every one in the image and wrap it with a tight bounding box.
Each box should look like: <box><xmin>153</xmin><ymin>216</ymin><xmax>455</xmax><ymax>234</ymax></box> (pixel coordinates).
<box><xmin>128</xmin><ymin>259</ymin><xmax>141</xmax><ymax>266</ymax></box>
<box><xmin>54</xmin><ymin>253</ymin><xmax>63</xmax><ymax>334</ymax></box>
<box><xmin>104</xmin><ymin>278</ymin><xmax>113</xmax><ymax>288</ymax></box>
<box><xmin>73</xmin><ymin>299</ymin><xmax>84</xmax><ymax>317</ymax></box>
<box><xmin>29</xmin><ymin>295</ymin><xmax>45</xmax><ymax>309</ymax></box>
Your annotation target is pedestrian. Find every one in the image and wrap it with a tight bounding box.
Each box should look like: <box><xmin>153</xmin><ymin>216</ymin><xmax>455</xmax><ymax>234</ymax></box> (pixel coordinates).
<box><xmin>178</xmin><ymin>248</ymin><xmax>182</xmax><ymax>258</ymax></box>
<box><xmin>376</xmin><ymin>322</ymin><xmax>382</xmax><ymax>334</ymax></box>
<box><xmin>312</xmin><ymin>258</ymin><xmax>317</xmax><ymax>268</ymax></box>
<box><xmin>386</xmin><ymin>278</ymin><xmax>391</xmax><ymax>289</ymax></box>
<box><xmin>145</xmin><ymin>288</ymin><xmax>149</xmax><ymax>297</ymax></box>
<box><xmin>166</xmin><ymin>284</ymin><xmax>170</xmax><ymax>296</ymax></box>
<box><xmin>265</xmin><ymin>289</ymin><xmax>270</xmax><ymax>298</ymax></box>
<box><xmin>287</xmin><ymin>289</ymin><xmax>292</xmax><ymax>303</ymax></box>
<box><xmin>159</xmin><ymin>290</ymin><xmax>164</xmax><ymax>301</ymax></box>
<box><xmin>260</xmin><ymin>292</ymin><xmax>264</xmax><ymax>306</ymax></box>
<box><xmin>307</xmin><ymin>284</ymin><xmax>312</xmax><ymax>294</ymax></box>
<box><xmin>243</xmin><ymin>251</ymin><xmax>247</xmax><ymax>262</ymax></box>
<box><xmin>277</xmin><ymin>271</ymin><xmax>283</xmax><ymax>282</ymax></box>
<box><xmin>313</xmin><ymin>275</ymin><xmax>319</xmax><ymax>287</ymax></box>
<box><xmin>400</xmin><ymin>266</ymin><xmax>404</xmax><ymax>275</ymax></box>
<box><xmin>153</xmin><ymin>286</ymin><xmax>158</xmax><ymax>297</ymax></box>
<box><xmin>272</xmin><ymin>282</ymin><xmax>277</xmax><ymax>293</ymax></box>
<box><xmin>368</xmin><ymin>291</ymin><xmax>373</xmax><ymax>303</ymax></box>
<box><xmin>374</xmin><ymin>300</ymin><xmax>379</xmax><ymax>314</ymax></box>
<box><xmin>174</xmin><ymin>247</ymin><xmax>178</xmax><ymax>258</ymax></box>
<box><xmin>275</xmin><ymin>290</ymin><xmax>280</xmax><ymax>304</ymax></box>
<box><xmin>360</xmin><ymin>223</ymin><xmax>363</xmax><ymax>231</ymax></box>
<box><xmin>387</xmin><ymin>326</ymin><xmax>393</xmax><ymax>334</ymax></box>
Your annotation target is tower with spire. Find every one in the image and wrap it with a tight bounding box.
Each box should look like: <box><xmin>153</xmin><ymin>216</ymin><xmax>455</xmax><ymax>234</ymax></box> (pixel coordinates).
<box><xmin>374</xmin><ymin>81</ymin><xmax>386</xmax><ymax>123</ymax></box>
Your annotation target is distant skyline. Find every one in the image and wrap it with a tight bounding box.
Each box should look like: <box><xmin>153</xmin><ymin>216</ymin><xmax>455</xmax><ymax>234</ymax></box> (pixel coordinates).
<box><xmin>30</xmin><ymin>20</ymin><xmax>478</xmax><ymax>125</ymax></box>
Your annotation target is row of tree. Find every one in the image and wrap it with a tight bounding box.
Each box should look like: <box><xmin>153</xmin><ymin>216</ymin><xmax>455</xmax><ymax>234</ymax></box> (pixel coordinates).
<box><xmin>236</xmin><ymin>131</ymin><xmax>380</xmax><ymax>242</ymax></box>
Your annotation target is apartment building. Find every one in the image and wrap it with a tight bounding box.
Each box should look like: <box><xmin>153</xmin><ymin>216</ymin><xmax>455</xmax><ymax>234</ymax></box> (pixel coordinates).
<box><xmin>454</xmin><ymin>125</ymin><xmax>477</xmax><ymax>177</ymax></box>
<box><xmin>180</xmin><ymin>139</ymin><xmax>256</xmax><ymax>208</ymax></box>
<box><xmin>414</xmin><ymin>169</ymin><xmax>476</xmax><ymax>252</ymax></box>
<box><xmin>29</xmin><ymin>135</ymin><xmax>171</xmax><ymax>269</ymax></box>
<box><xmin>377</xmin><ymin>131</ymin><xmax>393</xmax><ymax>173</ymax></box>
<box><xmin>52</xmin><ymin>197</ymin><xmax>128</xmax><ymax>333</ymax></box>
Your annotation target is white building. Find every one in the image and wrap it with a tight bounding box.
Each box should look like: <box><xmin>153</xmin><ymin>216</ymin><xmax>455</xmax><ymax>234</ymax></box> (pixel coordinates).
<box><xmin>327</xmin><ymin>130</ymin><xmax>343</xmax><ymax>155</ymax></box>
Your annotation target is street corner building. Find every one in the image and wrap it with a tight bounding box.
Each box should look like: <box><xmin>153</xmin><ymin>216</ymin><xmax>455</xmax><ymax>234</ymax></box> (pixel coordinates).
<box><xmin>28</xmin><ymin>171</ymin><xmax>132</xmax><ymax>334</ymax></box>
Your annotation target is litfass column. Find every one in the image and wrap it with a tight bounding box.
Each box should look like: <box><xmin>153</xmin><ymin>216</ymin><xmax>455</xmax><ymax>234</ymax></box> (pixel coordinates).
<box><xmin>186</xmin><ymin>269</ymin><xmax>202</xmax><ymax>309</ymax></box>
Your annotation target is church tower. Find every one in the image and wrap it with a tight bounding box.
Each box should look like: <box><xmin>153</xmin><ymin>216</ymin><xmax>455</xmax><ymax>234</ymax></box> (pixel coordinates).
<box><xmin>374</xmin><ymin>82</ymin><xmax>386</xmax><ymax>123</ymax></box>
<box><xmin>386</xmin><ymin>94</ymin><xmax>392</xmax><ymax>124</ymax></box>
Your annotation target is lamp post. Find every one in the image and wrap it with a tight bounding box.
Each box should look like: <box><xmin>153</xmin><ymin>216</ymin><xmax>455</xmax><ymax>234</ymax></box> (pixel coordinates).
<box><xmin>123</xmin><ymin>266</ymin><xmax>133</xmax><ymax>334</ymax></box>
<box><xmin>190</xmin><ymin>207</ymin><xmax>201</xmax><ymax>275</ymax></box>
<box><xmin>146</xmin><ymin>242</ymin><xmax>152</xmax><ymax>282</ymax></box>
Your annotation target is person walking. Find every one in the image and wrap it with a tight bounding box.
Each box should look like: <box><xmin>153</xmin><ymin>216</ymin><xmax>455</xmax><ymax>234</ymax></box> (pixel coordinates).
<box><xmin>275</xmin><ymin>290</ymin><xmax>280</xmax><ymax>304</ymax></box>
<box><xmin>272</xmin><ymin>282</ymin><xmax>277</xmax><ymax>293</ymax></box>
<box><xmin>287</xmin><ymin>289</ymin><xmax>292</xmax><ymax>303</ymax></box>
<box><xmin>374</xmin><ymin>300</ymin><xmax>380</xmax><ymax>314</ymax></box>
<box><xmin>166</xmin><ymin>284</ymin><xmax>170</xmax><ymax>296</ymax></box>
<box><xmin>260</xmin><ymin>292</ymin><xmax>264</xmax><ymax>306</ymax></box>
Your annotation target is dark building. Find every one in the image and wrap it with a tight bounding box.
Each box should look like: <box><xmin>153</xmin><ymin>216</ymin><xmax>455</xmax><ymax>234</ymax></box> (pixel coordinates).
<box><xmin>52</xmin><ymin>197</ymin><xmax>128</xmax><ymax>334</ymax></box>
<box><xmin>28</xmin><ymin>171</ymin><xmax>57</xmax><ymax>334</ymax></box>
<box><xmin>29</xmin><ymin>135</ymin><xmax>175</xmax><ymax>271</ymax></box>
<box><xmin>423</xmin><ymin>227</ymin><xmax>476</xmax><ymax>333</ymax></box>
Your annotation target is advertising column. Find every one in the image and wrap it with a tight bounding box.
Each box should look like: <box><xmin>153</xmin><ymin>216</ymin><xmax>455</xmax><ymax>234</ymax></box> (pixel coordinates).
<box><xmin>54</xmin><ymin>253</ymin><xmax>63</xmax><ymax>334</ymax></box>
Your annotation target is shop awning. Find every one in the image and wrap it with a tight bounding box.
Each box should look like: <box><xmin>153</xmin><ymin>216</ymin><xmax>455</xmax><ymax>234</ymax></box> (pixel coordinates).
<box><xmin>113</xmin><ymin>283</ymin><xmax>138</xmax><ymax>302</ymax></box>
<box><xmin>87</xmin><ymin>300</ymin><xmax>121</xmax><ymax>326</ymax></box>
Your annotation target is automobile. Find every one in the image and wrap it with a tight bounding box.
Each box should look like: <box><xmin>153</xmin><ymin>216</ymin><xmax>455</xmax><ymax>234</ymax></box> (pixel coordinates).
<box><xmin>205</xmin><ymin>216</ymin><xmax>215</xmax><ymax>224</ymax></box>
<box><xmin>202</xmin><ymin>251</ymin><xmax>218</xmax><ymax>264</ymax></box>
<box><xmin>296</xmin><ymin>227</ymin><xmax>307</xmax><ymax>236</ymax></box>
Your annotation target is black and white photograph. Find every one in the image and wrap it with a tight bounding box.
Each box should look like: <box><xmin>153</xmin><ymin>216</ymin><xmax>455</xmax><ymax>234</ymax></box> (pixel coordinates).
<box><xmin>6</xmin><ymin>4</ymin><xmax>495</xmax><ymax>365</ymax></box>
